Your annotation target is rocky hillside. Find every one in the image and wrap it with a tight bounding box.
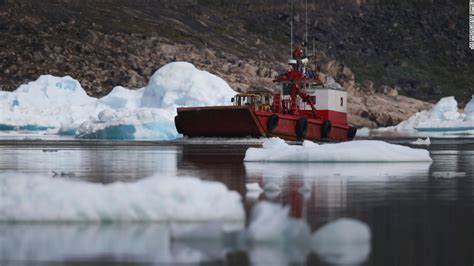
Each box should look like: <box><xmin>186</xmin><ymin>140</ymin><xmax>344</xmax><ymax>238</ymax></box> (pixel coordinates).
<box><xmin>0</xmin><ymin>0</ymin><xmax>468</xmax><ymax>127</ymax></box>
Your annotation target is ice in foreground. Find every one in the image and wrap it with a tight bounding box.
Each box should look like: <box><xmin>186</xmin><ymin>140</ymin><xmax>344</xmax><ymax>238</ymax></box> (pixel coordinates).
<box><xmin>0</xmin><ymin>173</ymin><xmax>243</xmax><ymax>222</ymax></box>
<box><xmin>0</xmin><ymin>62</ymin><xmax>235</xmax><ymax>140</ymax></box>
<box><xmin>244</xmin><ymin>137</ymin><xmax>432</xmax><ymax>162</ymax></box>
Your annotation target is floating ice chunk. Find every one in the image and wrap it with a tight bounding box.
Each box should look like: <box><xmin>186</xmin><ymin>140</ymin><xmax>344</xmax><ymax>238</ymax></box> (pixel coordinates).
<box><xmin>312</xmin><ymin>218</ymin><xmax>371</xmax><ymax>265</ymax></box>
<box><xmin>377</xmin><ymin>96</ymin><xmax>474</xmax><ymax>132</ymax></box>
<box><xmin>410</xmin><ymin>137</ymin><xmax>431</xmax><ymax>146</ymax></box>
<box><xmin>0</xmin><ymin>173</ymin><xmax>244</xmax><ymax>222</ymax></box>
<box><xmin>244</xmin><ymin>138</ymin><xmax>432</xmax><ymax>162</ymax></box>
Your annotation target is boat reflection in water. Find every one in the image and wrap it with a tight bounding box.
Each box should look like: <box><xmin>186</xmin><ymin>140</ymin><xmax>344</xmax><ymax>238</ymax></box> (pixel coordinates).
<box><xmin>244</xmin><ymin>161</ymin><xmax>431</xmax><ymax>264</ymax></box>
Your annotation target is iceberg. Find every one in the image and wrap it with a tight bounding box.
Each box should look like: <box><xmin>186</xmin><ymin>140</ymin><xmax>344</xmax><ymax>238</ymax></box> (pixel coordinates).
<box><xmin>0</xmin><ymin>62</ymin><xmax>236</xmax><ymax>140</ymax></box>
<box><xmin>0</xmin><ymin>173</ymin><xmax>244</xmax><ymax>222</ymax></box>
<box><xmin>244</xmin><ymin>138</ymin><xmax>432</xmax><ymax>162</ymax></box>
<box><xmin>0</xmin><ymin>75</ymin><xmax>98</xmax><ymax>129</ymax></box>
<box><xmin>377</xmin><ymin>96</ymin><xmax>474</xmax><ymax>132</ymax></box>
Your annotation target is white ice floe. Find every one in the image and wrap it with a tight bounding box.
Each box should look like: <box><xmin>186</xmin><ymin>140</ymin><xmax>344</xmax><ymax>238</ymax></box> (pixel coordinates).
<box><xmin>0</xmin><ymin>173</ymin><xmax>243</xmax><ymax>222</ymax></box>
<box><xmin>0</xmin><ymin>62</ymin><xmax>236</xmax><ymax>140</ymax></box>
<box><xmin>377</xmin><ymin>96</ymin><xmax>474</xmax><ymax>132</ymax></box>
<box><xmin>312</xmin><ymin>218</ymin><xmax>371</xmax><ymax>265</ymax></box>
<box><xmin>410</xmin><ymin>137</ymin><xmax>431</xmax><ymax>146</ymax></box>
<box><xmin>244</xmin><ymin>138</ymin><xmax>432</xmax><ymax>162</ymax></box>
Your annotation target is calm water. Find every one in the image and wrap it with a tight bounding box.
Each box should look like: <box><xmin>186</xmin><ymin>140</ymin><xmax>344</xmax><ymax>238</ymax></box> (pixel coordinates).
<box><xmin>0</xmin><ymin>138</ymin><xmax>473</xmax><ymax>265</ymax></box>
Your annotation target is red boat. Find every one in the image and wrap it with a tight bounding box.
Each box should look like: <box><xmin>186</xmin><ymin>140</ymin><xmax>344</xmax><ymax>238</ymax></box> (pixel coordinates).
<box><xmin>175</xmin><ymin>42</ymin><xmax>357</xmax><ymax>142</ymax></box>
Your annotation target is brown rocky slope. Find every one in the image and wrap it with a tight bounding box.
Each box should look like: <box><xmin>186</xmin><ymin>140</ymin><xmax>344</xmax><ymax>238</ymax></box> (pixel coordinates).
<box><xmin>0</xmin><ymin>0</ymin><xmax>444</xmax><ymax>128</ymax></box>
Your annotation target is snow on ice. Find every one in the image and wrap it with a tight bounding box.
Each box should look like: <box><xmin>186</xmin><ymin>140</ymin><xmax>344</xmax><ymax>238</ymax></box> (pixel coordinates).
<box><xmin>244</xmin><ymin>137</ymin><xmax>432</xmax><ymax>162</ymax></box>
<box><xmin>0</xmin><ymin>173</ymin><xmax>244</xmax><ymax>222</ymax></box>
<box><xmin>378</xmin><ymin>96</ymin><xmax>474</xmax><ymax>132</ymax></box>
<box><xmin>0</xmin><ymin>62</ymin><xmax>235</xmax><ymax>140</ymax></box>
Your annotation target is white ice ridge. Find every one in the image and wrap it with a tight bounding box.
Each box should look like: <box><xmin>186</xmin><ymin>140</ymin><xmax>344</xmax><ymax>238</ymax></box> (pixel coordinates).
<box><xmin>0</xmin><ymin>173</ymin><xmax>244</xmax><ymax>222</ymax></box>
<box><xmin>244</xmin><ymin>137</ymin><xmax>432</xmax><ymax>162</ymax></box>
<box><xmin>377</xmin><ymin>96</ymin><xmax>474</xmax><ymax>132</ymax></box>
<box><xmin>0</xmin><ymin>62</ymin><xmax>235</xmax><ymax>140</ymax></box>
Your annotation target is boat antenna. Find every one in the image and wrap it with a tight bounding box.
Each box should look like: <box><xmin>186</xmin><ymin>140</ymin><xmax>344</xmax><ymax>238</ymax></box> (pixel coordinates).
<box><xmin>290</xmin><ymin>0</ymin><xmax>293</xmax><ymax>56</ymax></box>
<box><xmin>305</xmin><ymin>0</ymin><xmax>308</xmax><ymax>56</ymax></box>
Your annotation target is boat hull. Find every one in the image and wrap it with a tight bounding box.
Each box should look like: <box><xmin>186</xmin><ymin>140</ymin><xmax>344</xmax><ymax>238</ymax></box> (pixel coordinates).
<box><xmin>176</xmin><ymin>106</ymin><xmax>353</xmax><ymax>141</ymax></box>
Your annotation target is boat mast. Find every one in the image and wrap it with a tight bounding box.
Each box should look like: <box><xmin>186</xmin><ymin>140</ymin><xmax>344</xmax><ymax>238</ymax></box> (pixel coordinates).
<box><xmin>290</xmin><ymin>0</ymin><xmax>293</xmax><ymax>56</ymax></box>
<box><xmin>305</xmin><ymin>0</ymin><xmax>308</xmax><ymax>56</ymax></box>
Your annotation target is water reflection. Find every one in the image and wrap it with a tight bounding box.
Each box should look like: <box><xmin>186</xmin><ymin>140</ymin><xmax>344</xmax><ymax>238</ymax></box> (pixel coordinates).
<box><xmin>0</xmin><ymin>223</ymin><xmax>241</xmax><ymax>264</ymax></box>
<box><xmin>244</xmin><ymin>162</ymin><xmax>431</xmax><ymax>221</ymax></box>
<box><xmin>0</xmin><ymin>146</ymin><xmax>179</xmax><ymax>183</ymax></box>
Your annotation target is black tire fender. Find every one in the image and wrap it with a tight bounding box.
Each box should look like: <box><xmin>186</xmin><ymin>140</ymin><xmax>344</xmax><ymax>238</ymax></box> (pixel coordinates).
<box><xmin>321</xmin><ymin>120</ymin><xmax>332</xmax><ymax>139</ymax></box>
<box><xmin>267</xmin><ymin>114</ymin><xmax>279</xmax><ymax>132</ymax></box>
<box><xmin>174</xmin><ymin>115</ymin><xmax>183</xmax><ymax>134</ymax></box>
<box><xmin>348</xmin><ymin>127</ymin><xmax>357</xmax><ymax>140</ymax></box>
<box><xmin>296</xmin><ymin>117</ymin><xmax>308</xmax><ymax>140</ymax></box>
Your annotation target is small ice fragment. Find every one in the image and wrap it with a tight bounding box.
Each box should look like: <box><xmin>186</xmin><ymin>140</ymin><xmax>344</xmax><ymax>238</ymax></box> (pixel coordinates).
<box><xmin>410</xmin><ymin>137</ymin><xmax>431</xmax><ymax>146</ymax></box>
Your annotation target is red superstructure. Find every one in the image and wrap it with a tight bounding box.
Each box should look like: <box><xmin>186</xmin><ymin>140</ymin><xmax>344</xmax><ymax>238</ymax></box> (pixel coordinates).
<box><xmin>175</xmin><ymin>49</ymin><xmax>357</xmax><ymax>142</ymax></box>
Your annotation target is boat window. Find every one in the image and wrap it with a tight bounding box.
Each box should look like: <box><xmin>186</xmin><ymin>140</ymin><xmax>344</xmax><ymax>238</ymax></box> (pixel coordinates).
<box><xmin>340</xmin><ymin>97</ymin><xmax>344</xmax><ymax>106</ymax></box>
<box><xmin>283</xmin><ymin>83</ymin><xmax>292</xmax><ymax>95</ymax></box>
